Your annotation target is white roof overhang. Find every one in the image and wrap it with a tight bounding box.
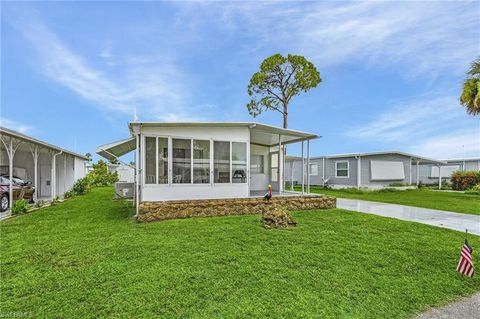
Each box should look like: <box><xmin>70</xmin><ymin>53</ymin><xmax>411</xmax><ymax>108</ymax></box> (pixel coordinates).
<box><xmin>128</xmin><ymin>122</ymin><xmax>319</xmax><ymax>147</ymax></box>
<box><xmin>96</xmin><ymin>137</ymin><xmax>136</xmax><ymax>161</ymax></box>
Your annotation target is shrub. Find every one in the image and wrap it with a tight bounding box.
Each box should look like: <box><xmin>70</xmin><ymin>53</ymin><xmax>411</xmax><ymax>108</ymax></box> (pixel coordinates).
<box><xmin>72</xmin><ymin>177</ymin><xmax>90</xmax><ymax>195</ymax></box>
<box><xmin>11</xmin><ymin>199</ymin><xmax>29</xmax><ymax>215</ymax></box>
<box><xmin>465</xmin><ymin>184</ymin><xmax>480</xmax><ymax>195</ymax></box>
<box><xmin>261</xmin><ymin>206</ymin><xmax>297</xmax><ymax>229</ymax></box>
<box><xmin>87</xmin><ymin>160</ymin><xmax>119</xmax><ymax>187</ymax></box>
<box><xmin>451</xmin><ymin>171</ymin><xmax>480</xmax><ymax>191</ymax></box>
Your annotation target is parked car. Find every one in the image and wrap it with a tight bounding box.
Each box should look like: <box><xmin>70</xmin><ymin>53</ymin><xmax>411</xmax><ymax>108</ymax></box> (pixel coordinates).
<box><xmin>0</xmin><ymin>175</ymin><xmax>35</xmax><ymax>212</ymax></box>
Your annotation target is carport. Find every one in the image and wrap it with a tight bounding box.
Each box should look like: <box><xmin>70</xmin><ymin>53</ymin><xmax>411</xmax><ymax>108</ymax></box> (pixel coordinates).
<box><xmin>0</xmin><ymin>127</ymin><xmax>88</xmax><ymax>210</ymax></box>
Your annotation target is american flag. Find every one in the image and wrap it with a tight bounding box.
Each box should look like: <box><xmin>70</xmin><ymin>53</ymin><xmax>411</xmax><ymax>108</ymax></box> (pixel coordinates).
<box><xmin>456</xmin><ymin>240</ymin><xmax>475</xmax><ymax>277</ymax></box>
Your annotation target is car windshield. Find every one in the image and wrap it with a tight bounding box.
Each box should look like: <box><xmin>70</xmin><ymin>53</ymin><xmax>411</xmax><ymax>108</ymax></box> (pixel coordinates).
<box><xmin>12</xmin><ymin>177</ymin><xmax>25</xmax><ymax>184</ymax></box>
<box><xmin>0</xmin><ymin>176</ymin><xmax>10</xmax><ymax>184</ymax></box>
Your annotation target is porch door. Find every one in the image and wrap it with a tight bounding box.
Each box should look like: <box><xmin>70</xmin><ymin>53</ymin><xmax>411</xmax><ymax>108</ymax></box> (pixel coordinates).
<box><xmin>40</xmin><ymin>164</ymin><xmax>51</xmax><ymax>197</ymax></box>
<box><xmin>270</xmin><ymin>152</ymin><xmax>279</xmax><ymax>191</ymax></box>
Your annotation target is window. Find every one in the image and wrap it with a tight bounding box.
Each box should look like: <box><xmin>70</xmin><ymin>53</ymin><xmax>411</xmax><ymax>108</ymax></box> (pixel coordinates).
<box><xmin>232</xmin><ymin>142</ymin><xmax>247</xmax><ymax>183</ymax></box>
<box><xmin>157</xmin><ymin>137</ymin><xmax>168</xmax><ymax>184</ymax></box>
<box><xmin>251</xmin><ymin>155</ymin><xmax>264</xmax><ymax>174</ymax></box>
<box><xmin>193</xmin><ymin>140</ymin><xmax>210</xmax><ymax>184</ymax></box>
<box><xmin>335</xmin><ymin>161</ymin><xmax>349</xmax><ymax>178</ymax></box>
<box><xmin>145</xmin><ymin>137</ymin><xmax>156</xmax><ymax>184</ymax></box>
<box><xmin>214</xmin><ymin>141</ymin><xmax>230</xmax><ymax>183</ymax></box>
<box><xmin>172</xmin><ymin>139</ymin><xmax>191</xmax><ymax>184</ymax></box>
<box><xmin>309</xmin><ymin>163</ymin><xmax>318</xmax><ymax>176</ymax></box>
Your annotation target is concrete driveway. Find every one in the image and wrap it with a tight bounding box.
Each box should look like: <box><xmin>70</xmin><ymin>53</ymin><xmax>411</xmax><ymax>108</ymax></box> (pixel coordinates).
<box><xmin>337</xmin><ymin>198</ymin><xmax>480</xmax><ymax>235</ymax></box>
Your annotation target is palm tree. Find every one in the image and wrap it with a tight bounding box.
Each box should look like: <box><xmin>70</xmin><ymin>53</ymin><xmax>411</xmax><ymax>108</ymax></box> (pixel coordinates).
<box><xmin>460</xmin><ymin>57</ymin><xmax>480</xmax><ymax>116</ymax></box>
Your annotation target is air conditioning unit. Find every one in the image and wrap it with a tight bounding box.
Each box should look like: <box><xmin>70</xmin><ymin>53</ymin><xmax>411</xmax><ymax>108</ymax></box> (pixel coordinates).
<box><xmin>114</xmin><ymin>182</ymin><xmax>134</xmax><ymax>199</ymax></box>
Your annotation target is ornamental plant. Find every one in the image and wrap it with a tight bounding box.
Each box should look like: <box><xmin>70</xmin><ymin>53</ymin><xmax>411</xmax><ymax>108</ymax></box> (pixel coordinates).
<box><xmin>451</xmin><ymin>171</ymin><xmax>480</xmax><ymax>191</ymax></box>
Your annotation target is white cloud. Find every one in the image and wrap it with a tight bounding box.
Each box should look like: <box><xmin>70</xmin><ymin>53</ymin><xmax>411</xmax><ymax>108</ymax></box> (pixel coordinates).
<box><xmin>0</xmin><ymin>118</ymin><xmax>34</xmax><ymax>134</ymax></box>
<box><xmin>408</xmin><ymin>128</ymin><xmax>480</xmax><ymax>159</ymax></box>
<box><xmin>183</xmin><ymin>1</ymin><xmax>479</xmax><ymax>77</ymax></box>
<box><xmin>7</xmin><ymin>15</ymin><xmax>198</xmax><ymax>122</ymax></box>
<box><xmin>346</xmin><ymin>94</ymin><xmax>480</xmax><ymax>158</ymax></box>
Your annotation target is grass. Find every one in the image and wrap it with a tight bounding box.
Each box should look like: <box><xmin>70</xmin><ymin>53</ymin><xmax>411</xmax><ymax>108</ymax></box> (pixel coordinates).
<box><xmin>295</xmin><ymin>186</ymin><xmax>480</xmax><ymax>215</ymax></box>
<box><xmin>1</xmin><ymin>187</ymin><xmax>479</xmax><ymax>318</ymax></box>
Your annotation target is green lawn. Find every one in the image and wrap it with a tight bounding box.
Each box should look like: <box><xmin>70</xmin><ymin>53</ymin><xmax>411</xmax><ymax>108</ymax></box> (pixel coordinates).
<box><xmin>1</xmin><ymin>187</ymin><xmax>479</xmax><ymax>318</ymax></box>
<box><xmin>296</xmin><ymin>186</ymin><xmax>480</xmax><ymax>215</ymax></box>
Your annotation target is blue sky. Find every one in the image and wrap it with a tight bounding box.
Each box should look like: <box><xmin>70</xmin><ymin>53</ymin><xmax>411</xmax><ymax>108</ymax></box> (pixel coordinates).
<box><xmin>1</xmin><ymin>1</ymin><xmax>479</xmax><ymax>161</ymax></box>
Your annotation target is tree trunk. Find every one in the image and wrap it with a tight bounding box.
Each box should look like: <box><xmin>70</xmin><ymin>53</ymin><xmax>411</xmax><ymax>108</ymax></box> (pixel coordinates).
<box><xmin>283</xmin><ymin>102</ymin><xmax>288</xmax><ymax>129</ymax></box>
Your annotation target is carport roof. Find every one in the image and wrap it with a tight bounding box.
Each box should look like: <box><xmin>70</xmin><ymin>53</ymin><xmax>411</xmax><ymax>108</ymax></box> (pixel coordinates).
<box><xmin>0</xmin><ymin>126</ymin><xmax>89</xmax><ymax>159</ymax></box>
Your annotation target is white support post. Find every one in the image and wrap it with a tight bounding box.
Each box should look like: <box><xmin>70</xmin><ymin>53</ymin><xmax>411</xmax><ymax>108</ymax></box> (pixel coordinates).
<box><xmin>306</xmin><ymin>139</ymin><xmax>310</xmax><ymax>194</ymax></box>
<box><xmin>409</xmin><ymin>158</ymin><xmax>412</xmax><ymax>185</ymax></box>
<box><xmin>278</xmin><ymin>134</ymin><xmax>283</xmax><ymax>194</ymax></box>
<box><xmin>290</xmin><ymin>160</ymin><xmax>294</xmax><ymax>191</ymax></box>
<box><xmin>438</xmin><ymin>164</ymin><xmax>442</xmax><ymax>190</ymax></box>
<box><xmin>135</xmin><ymin>133</ymin><xmax>140</xmax><ymax>216</ymax></box>
<box><xmin>29</xmin><ymin>145</ymin><xmax>39</xmax><ymax>202</ymax></box>
<box><xmin>301</xmin><ymin>141</ymin><xmax>305</xmax><ymax>194</ymax></box>
<box><xmin>51</xmin><ymin>151</ymin><xmax>63</xmax><ymax>200</ymax></box>
<box><xmin>322</xmin><ymin>157</ymin><xmax>325</xmax><ymax>187</ymax></box>
<box><xmin>63</xmin><ymin>155</ymin><xmax>67</xmax><ymax>195</ymax></box>
<box><xmin>416</xmin><ymin>160</ymin><xmax>420</xmax><ymax>187</ymax></box>
<box><xmin>1</xmin><ymin>136</ymin><xmax>22</xmax><ymax>210</ymax></box>
<box><xmin>356</xmin><ymin>156</ymin><xmax>361</xmax><ymax>189</ymax></box>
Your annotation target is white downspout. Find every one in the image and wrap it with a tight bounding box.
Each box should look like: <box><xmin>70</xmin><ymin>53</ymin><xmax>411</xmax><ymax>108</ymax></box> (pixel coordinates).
<box><xmin>409</xmin><ymin>157</ymin><xmax>412</xmax><ymax>185</ymax></box>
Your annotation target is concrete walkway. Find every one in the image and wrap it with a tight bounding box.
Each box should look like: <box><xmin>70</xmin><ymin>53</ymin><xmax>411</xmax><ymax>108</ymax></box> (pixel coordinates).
<box><xmin>415</xmin><ymin>292</ymin><xmax>480</xmax><ymax>319</ymax></box>
<box><xmin>337</xmin><ymin>198</ymin><xmax>480</xmax><ymax>235</ymax></box>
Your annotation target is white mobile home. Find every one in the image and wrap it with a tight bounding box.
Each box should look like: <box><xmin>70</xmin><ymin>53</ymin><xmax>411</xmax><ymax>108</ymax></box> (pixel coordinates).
<box><xmin>97</xmin><ymin>122</ymin><xmax>318</xmax><ymax>209</ymax></box>
<box><xmin>0</xmin><ymin>127</ymin><xmax>88</xmax><ymax>209</ymax></box>
<box><xmin>286</xmin><ymin>151</ymin><xmax>445</xmax><ymax>189</ymax></box>
<box><xmin>416</xmin><ymin>157</ymin><xmax>480</xmax><ymax>185</ymax></box>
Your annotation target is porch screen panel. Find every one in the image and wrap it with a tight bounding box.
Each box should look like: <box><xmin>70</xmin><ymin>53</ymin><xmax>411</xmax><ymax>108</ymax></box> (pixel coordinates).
<box><xmin>172</xmin><ymin>139</ymin><xmax>191</xmax><ymax>184</ymax></box>
<box><xmin>214</xmin><ymin>141</ymin><xmax>230</xmax><ymax>183</ymax></box>
<box><xmin>145</xmin><ymin>137</ymin><xmax>156</xmax><ymax>184</ymax></box>
<box><xmin>193</xmin><ymin>140</ymin><xmax>210</xmax><ymax>184</ymax></box>
<box><xmin>232</xmin><ymin>142</ymin><xmax>247</xmax><ymax>183</ymax></box>
<box><xmin>157</xmin><ymin>137</ymin><xmax>168</xmax><ymax>184</ymax></box>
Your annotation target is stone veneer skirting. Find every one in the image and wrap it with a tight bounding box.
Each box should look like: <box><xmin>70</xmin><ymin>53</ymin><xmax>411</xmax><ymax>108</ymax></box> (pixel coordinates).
<box><xmin>137</xmin><ymin>195</ymin><xmax>336</xmax><ymax>222</ymax></box>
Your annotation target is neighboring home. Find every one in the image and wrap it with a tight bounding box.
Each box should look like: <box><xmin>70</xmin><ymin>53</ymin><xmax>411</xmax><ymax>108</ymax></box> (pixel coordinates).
<box><xmin>85</xmin><ymin>162</ymin><xmax>135</xmax><ymax>183</ymax></box>
<box><xmin>97</xmin><ymin>122</ymin><xmax>318</xmax><ymax>211</ymax></box>
<box><xmin>0</xmin><ymin>127</ymin><xmax>88</xmax><ymax>209</ymax></box>
<box><xmin>416</xmin><ymin>157</ymin><xmax>480</xmax><ymax>185</ymax></box>
<box><xmin>108</xmin><ymin>163</ymin><xmax>135</xmax><ymax>183</ymax></box>
<box><xmin>285</xmin><ymin>151</ymin><xmax>445</xmax><ymax>189</ymax></box>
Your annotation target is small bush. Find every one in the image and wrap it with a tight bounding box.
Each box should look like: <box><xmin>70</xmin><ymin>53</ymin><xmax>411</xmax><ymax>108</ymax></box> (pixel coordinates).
<box><xmin>11</xmin><ymin>199</ymin><xmax>29</xmax><ymax>215</ymax></box>
<box><xmin>465</xmin><ymin>184</ymin><xmax>480</xmax><ymax>195</ymax></box>
<box><xmin>451</xmin><ymin>171</ymin><xmax>480</xmax><ymax>191</ymax></box>
<box><xmin>261</xmin><ymin>207</ymin><xmax>297</xmax><ymax>229</ymax></box>
<box><xmin>72</xmin><ymin>177</ymin><xmax>90</xmax><ymax>195</ymax></box>
<box><xmin>87</xmin><ymin>160</ymin><xmax>118</xmax><ymax>187</ymax></box>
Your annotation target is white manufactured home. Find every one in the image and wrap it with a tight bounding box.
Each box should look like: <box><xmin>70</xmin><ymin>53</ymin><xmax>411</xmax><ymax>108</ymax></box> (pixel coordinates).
<box><xmin>0</xmin><ymin>127</ymin><xmax>88</xmax><ymax>208</ymax></box>
<box><xmin>416</xmin><ymin>157</ymin><xmax>480</xmax><ymax>185</ymax></box>
<box><xmin>97</xmin><ymin>122</ymin><xmax>318</xmax><ymax>211</ymax></box>
<box><xmin>285</xmin><ymin>151</ymin><xmax>446</xmax><ymax>189</ymax></box>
